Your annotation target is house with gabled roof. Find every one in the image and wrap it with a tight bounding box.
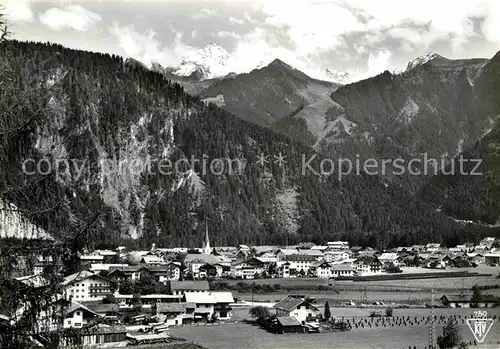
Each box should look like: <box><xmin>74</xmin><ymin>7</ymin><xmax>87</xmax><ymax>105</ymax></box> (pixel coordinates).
<box><xmin>440</xmin><ymin>294</ymin><xmax>500</xmax><ymax>308</ymax></box>
<box><xmin>378</xmin><ymin>252</ymin><xmax>400</xmax><ymax>267</ymax></box>
<box><xmin>425</xmin><ymin>243</ymin><xmax>441</xmax><ymax>253</ymax></box>
<box><xmin>273</xmin><ymin>295</ymin><xmax>320</xmax><ymax>324</ymax></box>
<box><xmin>183</xmin><ymin>291</ymin><xmax>234</xmax><ymax>322</ymax></box>
<box><xmin>314</xmin><ymin>261</ymin><xmax>333</xmax><ymax>278</ymax></box>
<box><xmin>331</xmin><ymin>264</ymin><xmax>355</xmax><ymax>278</ymax></box>
<box><xmin>230</xmin><ymin>257</ymin><xmax>266</xmax><ymax>279</ymax></box>
<box><xmin>139</xmin><ymin>255</ymin><xmax>165</xmax><ymax>266</ymax></box>
<box><xmin>279</xmin><ymin>254</ymin><xmax>317</xmax><ymax>276</ymax></box>
<box><xmin>86</xmin><ymin>303</ymin><xmax>123</xmax><ymax>324</ymax></box>
<box><xmin>39</xmin><ymin>300</ymin><xmax>101</xmax><ymax>331</ymax></box>
<box><xmin>183</xmin><ymin>253</ymin><xmax>226</xmax><ymax>278</ymax></box>
<box><xmin>62</xmin><ymin>270</ymin><xmax>115</xmax><ymax>302</ymax></box>
<box><xmin>425</xmin><ymin>254</ymin><xmax>450</xmax><ymax>269</ymax></box>
<box><xmin>156</xmin><ymin>302</ymin><xmax>196</xmax><ymax>325</ymax></box>
<box><xmin>354</xmin><ymin>256</ymin><xmax>382</xmax><ymax>275</ymax></box>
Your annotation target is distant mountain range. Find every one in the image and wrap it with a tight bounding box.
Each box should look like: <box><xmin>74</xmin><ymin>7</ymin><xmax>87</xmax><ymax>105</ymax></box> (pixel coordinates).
<box><xmin>1</xmin><ymin>40</ymin><xmax>499</xmax><ymax>249</ymax></box>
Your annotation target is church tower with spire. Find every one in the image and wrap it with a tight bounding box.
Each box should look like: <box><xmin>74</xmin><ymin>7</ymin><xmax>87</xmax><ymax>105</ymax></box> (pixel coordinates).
<box><xmin>202</xmin><ymin>221</ymin><xmax>211</xmax><ymax>254</ymax></box>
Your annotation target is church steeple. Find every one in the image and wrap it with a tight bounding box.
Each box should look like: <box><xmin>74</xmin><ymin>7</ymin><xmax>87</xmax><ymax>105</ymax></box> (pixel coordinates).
<box><xmin>202</xmin><ymin>220</ymin><xmax>211</xmax><ymax>254</ymax></box>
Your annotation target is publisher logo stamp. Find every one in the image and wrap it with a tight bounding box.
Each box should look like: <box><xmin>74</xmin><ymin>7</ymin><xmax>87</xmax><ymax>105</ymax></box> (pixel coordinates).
<box><xmin>467</xmin><ymin>311</ymin><xmax>494</xmax><ymax>343</ymax></box>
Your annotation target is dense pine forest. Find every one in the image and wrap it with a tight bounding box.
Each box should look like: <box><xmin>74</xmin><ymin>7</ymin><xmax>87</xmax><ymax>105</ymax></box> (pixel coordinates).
<box><xmin>1</xmin><ymin>40</ymin><xmax>499</xmax><ymax>251</ymax></box>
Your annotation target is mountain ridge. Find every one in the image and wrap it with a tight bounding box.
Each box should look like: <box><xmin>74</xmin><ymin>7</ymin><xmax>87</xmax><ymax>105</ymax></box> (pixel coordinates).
<box><xmin>1</xmin><ymin>40</ymin><xmax>495</xmax><ymax>249</ymax></box>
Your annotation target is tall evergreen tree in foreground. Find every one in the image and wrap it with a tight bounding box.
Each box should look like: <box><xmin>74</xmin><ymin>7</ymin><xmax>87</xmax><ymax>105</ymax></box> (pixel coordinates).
<box><xmin>324</xmin><ymin>301</ymin><xmax>331</xmax><ymax>320</ymax></box>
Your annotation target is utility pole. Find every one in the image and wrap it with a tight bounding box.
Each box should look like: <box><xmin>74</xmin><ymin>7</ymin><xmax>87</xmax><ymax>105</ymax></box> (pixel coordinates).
<box><xmin>429</xmin><ymin>288</ymin><xmax>436</xmax><ymax>349</ymax></box>
<box><xmin>251</xmin><ymin>284</ymin><xmax>254</xmax><ymax>307</ymax></box>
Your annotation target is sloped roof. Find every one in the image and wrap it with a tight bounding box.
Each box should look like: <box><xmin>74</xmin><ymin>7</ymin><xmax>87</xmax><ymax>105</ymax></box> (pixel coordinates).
<box><xmin>315</xmin><ymin>261</ymin><xmax>332</xmax><ymax>268</ymax></box>
<box><xmin>79</xmin><ymin>255</ymin><xmax>104</xmax><ymax>260</ymax></box>
<box><xmin>184</xmin><ymin>291</ymin><xmax>234</xmax><ymax>304</ymax></box>
<box><xmin>283</xmin><ymin>254</ymin><xmax>317</xmax><ymax>262</ymax></box>
<box><xmin>66</xmin><ymin>302</ymin><xmax>101</xmax><ymax>317</ymax></box>
<box><xmin>274</xmin><ymin>297</ymin><xmax>303</xmax><ymax>312</ymax></box>
<box><xmin>157</xmin><ymin>302</ymin><xmax>196</xmax><ymax>313</ymax></box>
<box><xmin>141</xmin><ymin>255</ymin><xmax>164</xmax><ymax>263</ymax></box>
<box><xmin>62</xmin><ymin>270</ymin><xmax>113</xmax><ymax>286</ymax></box>
<box><xmin>169</xmin><ymin>280</ymin><xmax>210</xmax><ymax>291</ymax></box>
<box><xmin>378</xmin><ymin>253</ymin><xmax>399</xmax><ymax>260</ymax></box>
<box><xmin>277</xmin><ymin>316</ymin><xmax>302</xmax><ymax>326</ymax></box>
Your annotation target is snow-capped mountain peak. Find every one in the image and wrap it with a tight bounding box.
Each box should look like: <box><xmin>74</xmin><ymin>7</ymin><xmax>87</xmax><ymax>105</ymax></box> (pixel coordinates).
<box><xmin>406</xmin><ymin>52</ymin><xmax>444</xmax><ymax>71</ymax></box>
<box><xmin>173</xmin><ymin>43</ymin><xmax>230</xmax><ymax>79</ymax></box>
<box><xmin>325</xmin><ymin>69</ymin><xmax>351</xmax><ymax>84</ymax></box>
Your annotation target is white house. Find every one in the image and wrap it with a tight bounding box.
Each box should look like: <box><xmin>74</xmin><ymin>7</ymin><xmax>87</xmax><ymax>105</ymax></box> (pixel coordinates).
<box><xmin>425</xmin><ymin>243</ymin><xmax>441</xmax><ymax>253</ymax></box>
<box><xmin>278</xmin><ymin>262</ymin><xmax>291</xmax><ymax>278</ymax></box>
<box><xmin>230</xmin><ymin>258</ymin><xmax>265</xmax><ymax>279</ymax></box>
<box><xmin>279</xmin><ymin>254</ymin><xmax>317</xmax><ymax>276</ymax></box>
<box><xmin>378</xmin><ymin>253</ymin><xmax>400</xmax><ymax>267</ymax></box>
<box><xmin>37</xmin><ymin>301</ymin><xmax>101</xmax><ymax>332</ymax></box>
<box><xmin>354</xmin><ymin>257</ymin><xmax>382</xmax><ymax>276</ymax></box>
<box><xmin>315</xmin><ymin>261</ymin><xmax>333</xmax><ymax>278</ymax></box>
<box><xmin>62</xmin><ymin>303</ymin><xmax>101</xmax><ymax>329</ymax></box>
<box><xmin>274</xmin><ymin>296</ymin><xmax>320</xmax><ymax>324</ymax></box>
<box><xmin>484</xmin><ymin>252</ymin><xmax>500</xmax><ymax>266</ymax></box>
<box><xmin>331</xmin><ymin>264</ymin><xmax>355</xmax><ymax>278</ymax></box>
<box><xmin>139</xmin><ymin>255</ymin><xmax>165</xmax><ymax>266</ymax></box>
<box><xmin>184</xmin><ymin>254</ymin><xmax>226</xmax><ymax>278</ymax></box>
<box><xmin>62</xmin><ymin>270</ymin><xmax>115</xmax><ymax>302</ymax></box>
<box><xmin>183</xmin><ymin>291</ymin><xmax>234</xmax><ymax>321</ymax></box>
<box><xmin>324</xmin><ymin>251</ymin><xmax>349</xmax><ymax>263</ymax></box>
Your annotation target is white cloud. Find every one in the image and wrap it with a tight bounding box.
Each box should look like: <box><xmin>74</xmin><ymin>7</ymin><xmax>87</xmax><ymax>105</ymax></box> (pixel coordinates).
<box><xmin>258</xmin><ymin>0</ymin><xmax>362</xmax><ymax>54</ymax></box>
<box><xmin>39</xmin><ymin>5</ymin><xmax>102</xmax><ymax>31</ymax></box>
<box><xmin>3</xmin><ymin>0</ymin><xmax>34</xmax><ymax>22</ymax></box>
<box><xmin>477</xmin><ymin>0</ymin><xmax>500</xmax><ymax>44</ymax></box>
<box><xmin>192</xmin><ymin>8</ymin><xmax>216</xmax><ymax>19</ymax></box>
<box><xmin>367</xmin><ymin>50</ymin><xmax>392</xmax><ymax>76</ymax></box>
<box><xmin>229</xmin><ymin>17</ymin><xmax>245</xmax><ymax>25</ymax></box>
<box><xmin>216</xmin><ymin>31</ymin><xmax>241</xmax><ymax>39</ymax></box>
<box><xmin>108</xmin><ymin>23</ymin><xmax>189</xmax><ymax>67</ymax></box>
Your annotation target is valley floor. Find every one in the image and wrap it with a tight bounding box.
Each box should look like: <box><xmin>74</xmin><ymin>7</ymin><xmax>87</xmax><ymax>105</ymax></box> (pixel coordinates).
<box><xmin>170</xmin><ymin>319</ymin><xmax>500</xmax><ymax>349</ymax></box>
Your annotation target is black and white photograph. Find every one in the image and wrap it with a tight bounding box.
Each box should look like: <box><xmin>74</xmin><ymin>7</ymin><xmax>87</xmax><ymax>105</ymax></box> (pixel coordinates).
<box><xmin>0</xmin><ymin>0</ymin><xmax>499</xmax><ymax>348</ymax></box>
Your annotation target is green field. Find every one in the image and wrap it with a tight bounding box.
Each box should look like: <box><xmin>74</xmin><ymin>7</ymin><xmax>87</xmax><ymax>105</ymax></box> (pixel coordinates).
<box><xmin>226</xmin><ymin>266</ymin><xmax>499</xmax><ymax>291</ymax></box>
<box><xmin>231</xmin><ymin>306</ymin><xmax>500</xmax><ymax>322</ymax></box>
<box><xmin>226</xmin><ymin>266</ymin><xmax>500</xmax><ymax>305</ymax></box>
<box><xmin>170</xmin><ymin>321</ymin><xmax>500</xmax><ymax>349</ymax></box>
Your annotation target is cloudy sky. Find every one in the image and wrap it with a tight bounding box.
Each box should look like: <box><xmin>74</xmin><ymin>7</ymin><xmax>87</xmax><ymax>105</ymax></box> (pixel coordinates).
<box><xmin>2</xmin><ymin>0</ymin><xmax>499</xmax><ymax>81</ymax></box>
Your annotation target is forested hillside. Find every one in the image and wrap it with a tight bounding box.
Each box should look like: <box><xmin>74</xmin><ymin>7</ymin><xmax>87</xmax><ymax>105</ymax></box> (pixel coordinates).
<box><xmin>418</xmin><ymin>51</ymin><xmax>500</xmax><ymax>224</ymax></box>
<box><xmin>0</xmin><ymin>41</ymin><xmax>497</xmax><ymax>250</ymax></box>
<box><xmin>199</xmin><ymin>59</ymin><xmax>338</xmax><ymax>126</ymax></box>
<box><xmin>325</xmin><ymin>55</ymin><xmax>493</xmax><ymax>160</ymax></box>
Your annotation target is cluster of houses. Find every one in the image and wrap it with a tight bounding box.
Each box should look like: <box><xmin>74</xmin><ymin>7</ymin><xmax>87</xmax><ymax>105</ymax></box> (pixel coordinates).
<box><xmin>4</xmin><ymin>233</ymin><xmax>499</xmax><ymax>346</ymax></box>
<box><xmin>67</xmin><ymin>237</ymin><xmax>498</xmax><ymax>282</ymax></box>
